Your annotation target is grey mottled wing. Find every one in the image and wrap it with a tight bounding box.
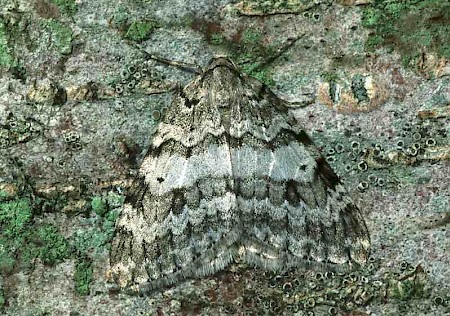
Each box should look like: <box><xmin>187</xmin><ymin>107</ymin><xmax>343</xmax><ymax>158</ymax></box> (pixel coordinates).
<box><xmin>215</xmin><ymin>72</ymin><xmax>370</xmax><ymax>271</ymax></box>
<box><xmin>109</xmin><ymin>58</ymin><xmax>370</xmax><ymax>291</ymax></box>
<box><xmin>109</xmin><ymin>83</ymin><xmax>242</xmax><ymax>289</ymax></box>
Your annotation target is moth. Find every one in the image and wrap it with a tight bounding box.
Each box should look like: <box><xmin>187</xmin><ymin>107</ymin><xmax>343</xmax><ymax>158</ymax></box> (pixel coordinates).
<box><xmin>109</xmin><ymin>54</ymin><xmax>371</xmax><ymax>291</ymax></box>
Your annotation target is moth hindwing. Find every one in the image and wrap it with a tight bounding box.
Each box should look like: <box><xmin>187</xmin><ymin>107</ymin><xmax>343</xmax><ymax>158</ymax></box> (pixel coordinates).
<box><xmin>109</xmin><ymin>57</ymin><xmax>370</xmax><ymax>291</ymax></box>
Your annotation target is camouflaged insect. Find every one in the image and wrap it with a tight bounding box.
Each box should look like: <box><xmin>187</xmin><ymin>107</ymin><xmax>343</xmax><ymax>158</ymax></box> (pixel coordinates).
<box><xmin>109</xmin><ymin>57</ymin><xmax>371</xmax><ymax>291</ymax></box>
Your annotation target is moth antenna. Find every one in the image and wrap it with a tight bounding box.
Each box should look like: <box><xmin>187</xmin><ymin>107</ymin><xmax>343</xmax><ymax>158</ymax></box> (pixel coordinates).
<box><xmin>132</xmin><ymin>43</ymin><xmax>203</xmax><ymax>75</ymax></box>
<box><xmin>244</xmin><ymin>34</ymin><xmax>305</xmax><ymax>73</ymax></box>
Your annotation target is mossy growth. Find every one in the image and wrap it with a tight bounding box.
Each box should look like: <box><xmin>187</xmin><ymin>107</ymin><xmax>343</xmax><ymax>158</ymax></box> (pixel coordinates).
<box><xmin>0</xmin><ymin>237</ymin><xmax>16</xmax><ymax>274</ymax></box>
<box><xmin>0</xmin><ymin>190</ymin><xmax>8</xmax><ymax>201</ymax></box>
<box><xmin>210</xmin><ymin>33</ymin><xmax>224</xmax><ymax>46</ymax></box>
<box><xmin>0</xmin><ymin>198</ymin><xmax>33</xmax><ymax>238</ymax></box>
<box><xmin>125</xmin><ymin>19</ymin><xmax>160</xmax><ymax>42</ymax></box>
<box><xmin>0</xmin><ymin>286</ymin><xmax>4</xmax><ymax>309</ymax></box>
<box><xmin>322</xmin><ymin>71</ymin><xmax>339</xmax><ymax>101</ymax></box>
<box><xmin>0</xmin><ymin>198</ymin><xmax>33</xmax><ymax>274</ymax></box>
<box><xmin>50</xmin><ymin>0</ymin><xmax>77</xmax><ymax>16</ymax></box>
<box><xmin>389</xmin><ymin>273</ymin><xmax>429</xmax><ymax>301</ymax></box>
<box><xmin>109</xmin><ymin>6</ymin><xmax>130</xmax><ymax>31</ymax></box>
<box><xmin>361</xmin><ymin>0</ymin><xmax>450</xmax><ymax>70</ymax></box>
<box><xmin>0</xmin><ymin>196</ymin><xmax>72</xmax><ymax>275</ymax></box>
<box><xmin>72</xmin><ymin>192</ymin><xmax>122</xmax><ymax>256</ymax></box>
<box><xmin>351</xmin><ymin>74</ymin><xmax>369</xmax><ymax>103</ymax></box>
<box><xmin>29</xmin><ymin>225</ymin><xmax>71</xmax><ymax>265</ymax></box>
<box><xmin>0</xmin><ymin>189</ymin><xmax>123</xmax><ymax>301</ymax></box>
<box><xmin>321</xmin><ymin>71</ymin><xmax>339</xmax><ymax>83</ymax></box>
<box><xmin>74</xmin><ymin>259</ymin><xmax>93</xmax><ymax>295</ymax></box>
<box><xmin>91</xmin><ymin>196</ymin><xmax>107</xmax><ymax>217</ymax></box>
<box><xmin>0</xmin><ymin>22</ymin><xmax>16</xmax><ymax>69</ymax></box>
<box><xmin>102</xmin><ymin>208</ymin><xmax>119</xmax><ymax>241</ymax></box>
<box><xmin>45</xmin><ymin>19</ymin><xmax>73</xmax><ymax>55</ymax></box>
<box><xmin>208</xmin><ymin>26</ymin><xmax>278</xmax><ymax>85</ymax></box>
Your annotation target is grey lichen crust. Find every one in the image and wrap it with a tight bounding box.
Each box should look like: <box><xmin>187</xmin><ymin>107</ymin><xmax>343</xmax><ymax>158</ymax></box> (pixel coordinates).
<box><xmin>109</xmin><ymin>58</ymin><xmax>370</xmax><ymax>291</ymax></box>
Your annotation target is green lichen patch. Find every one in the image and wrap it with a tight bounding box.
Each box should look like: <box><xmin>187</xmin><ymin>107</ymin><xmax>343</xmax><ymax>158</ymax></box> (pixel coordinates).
<box><xmin>0</xmin><ymin>189</ymin><xmax>123</xmax><ymax>303</ymax></box>
<box><xmin>69</xmin><ymin>192</ymin><xmax>122</xmax><ymax>296</ymax></box>
<box><xmin>0</xmin><ymin>286</ymin><xmax>4</xmax><ymax>309</ymax></box>
<box><xmin>0</xmin><ymin>194</ymin><xmax>73</xmax><ymax>280</ymax></box>
<box><xmin>71</xmin><ymin>227</ymin><xmax>108</xmax><ymax>256</ymax></box>
<box><xmin>102</xmin><ymin>208</ymin><xmax>119</xmax><ymax>245</ymax></box>
<box><xmin>0</xmin><ymin>238</ymin><xmax>16</xmax><ymax>274</ymax></box>
<box><xmin>91</xmin><ymin>192</ymin><xmax>122</xmax><ymax>221</ymax></box>
<box><xmin>29</xmin><ymin>225</ymin><xmax>71</xmax><ymax>265</ymax></box>
<box><xmin>91</xmin><ymin>196</ymin><xmax>107</xmax><ymax>217</ymax></box>
<box><xmin>70</xmin><ymin>209</ymin><xmax>118</xmax><ymax>255</ymax></box>
<box><xmin>45</xmin><ymin>19</ymin><xmax>73</xmax><ymax>55</ymax></box>
<box><xmin>210</xmin><ymin>33</ymin><xmax>224</xmax><ymax>46</ymax></box>
<box><xmin>0</xmin><ymin>191</ymin><xmax>8</xmax><ymax>201</ymax></box>
<box><xmin>109</xmin><ymin>6</ymin><xmax>130</xmax><ymax>32</ymax></box>
<box><xmin>206</xmin><ymin>25</ymin><xmax>279</xmax><ymax>85</ymax></box>
<box><xmin>124</xmin><ymin>19</ymin><xmax>160</xmax><ymax>42</ymax></box>
<box><xmin>388</xmin><ymin>264</ymin><xmax>429</xmax><ymax>301</ymax></box>
<box><xmin>0</xmin><ymin>21</ymin><xmax>16</xmax><ymax>69</ymax></box>
<box><xmin>234</xmin><ymin>0</ymin><xmax>317</xmax><ymax>15</ymax></box>
<box><xmin>105</xmin><ymin>191</ymin><xmax>125</xmax><ymax>209</ymax></box>
<box><xmin>71</xmin><ymin>192</ymin><xmax>122</xmax><ymax>256</ymax></box>
<box><xmin>351</xmin><ymin>74</ymin><xmax>369</xmax><ymax>103</ymax></box>
<box><xmin>361</xmin><ymin>1</ymin><xmax>450</xmax><ymax>70</ymax></box>
<box><xmin>0</xmin><ymin>200</ymin><xmax>29</xmax><ymax>273</ymax></box>
<box><xmin>50</xmin><ymin>0</ymin><xmax>77</xmax><ymax>16</ymax></box>
<box><xmin>74</xmin><ymin>259</ymin><xmax>93</xmax><ymax>295</ymax></box>
<box><xmin>0</xmin><ymin>198</ymin><xmax>33</xmax><ymax>238</ymax></box>
<box><xmin>236</xmin><ymin>28</ymin><xmax>278</xmax><ymax>85</ymax></box>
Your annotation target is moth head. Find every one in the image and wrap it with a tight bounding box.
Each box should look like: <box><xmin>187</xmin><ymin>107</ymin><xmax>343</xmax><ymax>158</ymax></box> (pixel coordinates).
<box><xmin>206</xmin><ymin>56</ymin><xmax>240</xmax><ymax>73</ymax></box>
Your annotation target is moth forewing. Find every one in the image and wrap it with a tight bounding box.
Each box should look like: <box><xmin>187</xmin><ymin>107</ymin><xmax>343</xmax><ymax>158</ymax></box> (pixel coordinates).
<box><xmin>109</xmin><ymin>55</ymin><xmax>370</xmax><ymax>291</ymax></box>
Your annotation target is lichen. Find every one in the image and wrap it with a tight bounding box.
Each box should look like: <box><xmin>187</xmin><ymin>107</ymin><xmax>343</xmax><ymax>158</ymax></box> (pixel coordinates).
<box><xmin>71</xmin><ymin>193</ymin><xmax>122</xmax><ymax>256</ymax></box>
<box><xmin>0</xmin><ymin>21</ymin><xmax>16</xmax><ymax>69</ymax></box>
<box><xmin>0</xmin><ymin>188</ymin><xmax>124</xmax><ymax>305</ymax></box>
<box><xmin>91</xmin><ymin>196</ymin><xmax>107</xmax><ymax>217</ymax></box>
<box><xmin>125</xmin><ymin>19</ymin><xmax>160</xmax><ymax>42</ymax></box>
<box><xmin>50</xmin><ymin>0</ymin><xmax>78</xmax><ymax>16</ymax></box>
<box><xmin>0</xmin><ymin>285</ymin><xmax>4</xmax><ymax>309</ymax></box>
<box><xmin>0</xmin><ymin>239</ymin><xmax>16</xmax><ymax>274</ymax></box>
<box><xmin>74</xmin><ymin>259</ymin><xmax>93</xmax><ymax>295</ymax></box>
<box><xmin>0</xmin><ymin>195</ymin><xmax>72</xmax><ymax>279</ymax></box>
<box><xmin>0</xmin><ymin>198</ymin><xmax>33</xmax><ymax>238</ymax></box>
<box><xmin>208</xmin><ymin>26</ymin><xmax>278</xmax><ymax>85</ymax></box>
<box><xmin>0</xmin><ymin>191</ymin><xmax>8</xmax><ymax>201</ymax></box>
<box><xmin>45</xmin><ymin>19</ymin><xmax>74</xmax><ymax>55</ymax></box>
<box><xmin>0</xmin><ymin>114</ymin><xmax>43</xmax><ymax>149</ymax></box>
<box><xmin>210</xmin><ymin>33</ymin><xmax>224</xmax><ymax>46</ymax></box>
<box><xmin>31</xmin><ymin>225</ymin><xmax>71</xmax><ymax>265</ymax></box>
<box><xmin>361</xmin><ymin>0</ymin><xmax>450</xmax><ymax>71</ymax></box>
<box><xmin>0</xmin><ymin>198</ymin><xmax>32</xmax><ymax>275</ymax></box>
<box><xmin>351</xmin><ymin>74</ymin><xmax>369</xmax><ymax>103</ymax></box>
<box><xmin>235</xmin><ymin>0</ymin><xmax>316</xmax><ymax>15</ymax></box>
